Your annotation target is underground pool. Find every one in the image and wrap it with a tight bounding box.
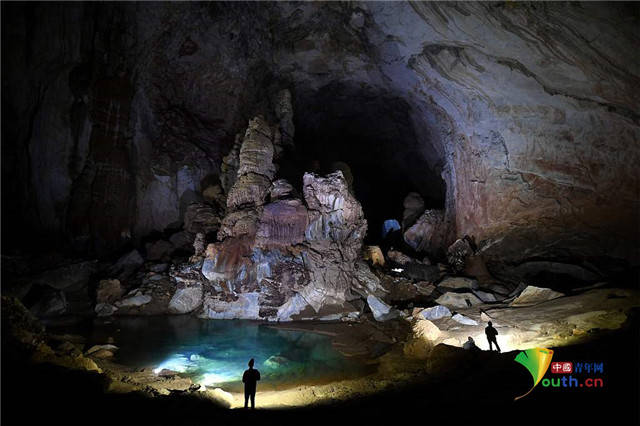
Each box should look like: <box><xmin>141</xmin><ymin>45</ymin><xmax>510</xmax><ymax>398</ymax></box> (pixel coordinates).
<box><xmin>48</xmin><ymin>316</ymin><xmax>373</xmax><ymax>393</ymax></box>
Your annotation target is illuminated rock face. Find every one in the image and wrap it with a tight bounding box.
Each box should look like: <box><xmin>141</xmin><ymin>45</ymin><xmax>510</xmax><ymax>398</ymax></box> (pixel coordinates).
<box><xmin>2</xmin><ymin>2</ymin><xmax>638</xmax><ymax>273</ymax></box>
<box><xmin>405</xmin><ymin>287</ymin><xmax>640</xmax><ymax>356</ymax></box>
<box><xmin>198</xmin><ymin>112</ymin><xmax>376</xmax><ymax>320</ymax></box>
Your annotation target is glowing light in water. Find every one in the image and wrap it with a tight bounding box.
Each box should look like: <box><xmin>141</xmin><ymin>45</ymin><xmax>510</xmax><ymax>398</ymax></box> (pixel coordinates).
<box><xmin>109</xmin><ymin>317</ymin><xmax>368</xmax><ymax>393</ymax></box>
<box><xmin>152</xmin><ymin>354</ymin><xmax>192</xmax><ymax>374</ymax></box>
<box><xmin>200</xmin><ymin>372</ymin><xmax>239</xmax><ymax>386</ymax></box>
<box><xmin>391</xmin><ymin>268</ymin><xmax>404</xmax><ymax>273</ymax></box>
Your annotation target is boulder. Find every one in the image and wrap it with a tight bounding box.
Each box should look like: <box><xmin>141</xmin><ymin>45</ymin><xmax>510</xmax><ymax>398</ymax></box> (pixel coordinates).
<box><xmin>89</xmin><ymin>349</ymin><xmax>115</xmax><ymax>359</ymax></box>
<box><xmin>463</xmin><ymin>254</ymin><xmax>494</xmax><ymax>284</ymax></box>
<box><xmin>208</xmin><ymin>388</ymin><xmax>234</xmax><ymax>409</ymax></box>
<box><xmin>438</xmin><ymin>276</ymin><xmax>478</xmax><ymax>290</ymax></box>
<box><xmin>451</xmin><ymin>313</ymin><xmax>478</xmax><ymax>326</ymax></box>
<box><xmin>403</xmin><ymin>209</ymin><xmax>448</xmax><ymax>257</ymax></box>
<box><xmin>32</xmin><ymin>260</ymin><xmax>97</xmax><ymax>291</ymax></box>
<box><xmin>387</xmin><ymin>250</ymin><xmax>414</xmax><ymax>265</ymax></box>
<box><xmin>473</xmin><ymin>290</ymin><xmax>498</xmax><ymax>303</ymax></box>
<box><xmin>447</xmin><ymin>238</ymin><xmax>474</xmax><ymax>273</ymax></box>
<box><xmin>145</xmin><ymin>240</ymin><xmax>173</xmax><ymax>261</ymax></box>
<box><xmin>511</xmin><ymin>286</ymin><xmax>564</xmax><ymax>306</ymax></box>
<box><xmin>435</xmin><ymin>292</ymin><xmax>483</xmax><ymax>309</ymax></box>
<box><xmin>31</xmin><ymin>289</ymin><xmax>67</xmax><ymax>317</ymax></box>
<box><xmin>86</xmin><ymin>344</ymin><xmax>119</xmax><ymax>356</ymax></box>
<box><xmin>168</xmin><ymin>284</ymin><xmax>203</xmax><ymax>314</ymax></box>
<box><xmin>401</xmin><ymin>263</ymin><xmax>442</xmax><ymax>282</ymax></box>
<box><xmin>109</xmin><ymin>250</ymin><xmax>144</xmax><ymax>281</ymax></box>
<box><xmin>363</xmin><ymin>245</ymin><xmax>385</xmax><ymax>267</ymax></box>
<box><xmin>366</xmin><ymin>295</ymin><xmax>398</xmax><ymax>321</ymax></box>
<box><xmin>415</xmin><ymin>281</ymin><xmax>436</xmax><ymax>296</ymax></box>
<box><xmin>169</xmin><ymin>231</ymin><xmax>195</xmax><ymax>252</ymax></box>
<box><xmin>402</xmin><ymin>192</ymin><xmax>425</xmax><ymax>229</ymax></box>
<box><xmin>95</xmin><ymin>303</ymin><xmax>118</xmax><ymax>317</ymax></box>
<box><xmin>149</xmin><ymin>263</ymin><xmax>169</xmax><ymax>273</ymax></box>
<box><xmin>116</xmin><ymin>293</ymin><xmax>152</xmax><ymax>308</ymax></box>
<box><xmin>412</xmin><ymin>318</ymin><xmax>442</xmax><ymax>342</ymax></box>
<box><xmin>480</xmin><ymin>312</ymin><xmax>493</xmax><ymax>322</ymax></box>
<box><xmin>419</xmin><ymin>305</ymin><xmax>452</xmax><ymax>320</ymax></box>
<box><xmin>481</xmin><ymin>282</ymin><xmax>512</xmax><ymax>296</ymax></box>
<box><xmin>352</xmin><ymin>261</ymin><xmax>382</xmax><ymax>297</ymax></box>
<box><xmin>96</xmin><ymin>279</ymin><xmax>124</xmax><ymax>304</ymax></box>
<box><xmin>56</xmin><ymin>341</ymin><xmax>81</xmax><ymax>356</ymax></box>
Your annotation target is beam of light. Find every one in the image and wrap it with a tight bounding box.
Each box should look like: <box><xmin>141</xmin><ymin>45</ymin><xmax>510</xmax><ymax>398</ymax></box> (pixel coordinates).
<box><xmin>199</xmin><ymin>372</ymin><xmax>239</xmax><ymax>386</ymax></box>
<box><xmin>152</xmin><ymin>354</ymin><xmax>192</xmax><ymax>374</ymax></box>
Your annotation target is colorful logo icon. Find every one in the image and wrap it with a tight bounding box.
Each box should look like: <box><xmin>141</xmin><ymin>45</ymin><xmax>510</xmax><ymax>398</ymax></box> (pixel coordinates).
<box><xmin>514</xmin><ymin>347</ymin><xmax>554</xmax><ymax>400</ymax></box>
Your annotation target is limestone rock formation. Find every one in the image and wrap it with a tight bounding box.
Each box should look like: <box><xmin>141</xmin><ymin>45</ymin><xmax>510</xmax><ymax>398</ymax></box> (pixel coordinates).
<box><xmin>438</xmin><ymin>277</ymin><xmax>478</xmax><ymax>291</ymax></box>
<box><xmin>435</xmin><ymin>292</ymin><xmax>483</xmax><ymax>309</ymax></box>
<box><xmin>402</xmin><ymin>192</ymin><xmax>425</xmax><ymax>230</ymax></box>
<box><xmin>269</xmin><ymin>179</ymin><xmax>295</xmax><ymax>201</ymax></box>
<box><xmin>363</xmin><ymin>246</ymin><xmax>385</xmax><ymax>267</ymax></box>
<box><xmin>418</xmin><ymin>305</ymin><xmax>452</xmax><ymax>321</ymax></box>
<box><xmin>96</xmin><ymin>279</ymin><xmax>124</xmax><ymax>305</ymax></box>
<box><xmin>447</xmin><ymin>239</ymin><xmax>475</xmax><ymax>274</ymax></box>
<box><xmin>184</xmin><ymin>203</ymin><xmax>222</xmax><ymax>236</ymax></box>
<box><xmin>168</xmin><ymin>284</ymin><xmax>203</xmax><ymax>314</ymax></box>
<box><xmin>511</xmin><ymin>286</ymin><xmax>565</xmax><ymax>307</ymax></box>
<box><xmin>403</xmin><ymin>209</ymin><xmax>448</xmax><ymax>257</ymax></box>
<box><xmin>196</xmin><ymin>112</ymin><xmax>377</xmax><ymax>320</ymax></box>
<box><xmin>366</xmin><ymin>295</ymin><xmax>398</xmax><ymax>322</ymax></box>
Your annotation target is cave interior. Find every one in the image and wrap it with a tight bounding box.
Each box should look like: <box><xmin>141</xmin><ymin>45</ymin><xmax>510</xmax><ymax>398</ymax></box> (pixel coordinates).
<box><xmin>1</xmin><ymin>2</ymin><xmax>639</xmax><ymax>425</ymax></box>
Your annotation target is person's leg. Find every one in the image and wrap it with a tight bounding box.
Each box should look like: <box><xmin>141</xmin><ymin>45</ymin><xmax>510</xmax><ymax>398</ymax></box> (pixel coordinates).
<box><xmin>488</xmin><ymin>339</ymin><xmax>493</xmax><ymax>351</ymax></box>
<box><xmin>244</xmin><ymin>392</ymin><xmax>249</xmax><ymax>408</ymax></box>
<box><xmin>495</xmin><ymin>340</ymin><xmax>501</xmax><ymax>352</ymax></box>
<box><xmin>250</xmin><ymin>392</ymin><xmax>255</xmax><ymax>409</ymax></box>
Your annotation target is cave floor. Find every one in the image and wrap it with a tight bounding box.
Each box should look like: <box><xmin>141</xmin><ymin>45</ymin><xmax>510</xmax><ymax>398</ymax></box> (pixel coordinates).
<box><xmin>2</xmin><ymin>312</ymin><xmax>638</xmax><ymax>426</ymax></box>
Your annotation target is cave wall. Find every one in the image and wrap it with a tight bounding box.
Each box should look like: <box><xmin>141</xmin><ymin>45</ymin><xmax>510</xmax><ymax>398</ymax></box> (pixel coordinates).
<box><xmin>2</xmin><ymin>2</ymin><xmax>638</xmax><ymax>266</ymax></box>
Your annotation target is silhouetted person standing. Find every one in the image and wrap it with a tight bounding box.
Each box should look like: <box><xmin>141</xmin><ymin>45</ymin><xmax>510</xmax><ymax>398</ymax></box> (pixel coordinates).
<box><xmin>242</xmin><ymin>358</ymin><xmax>260</xmax><ymax>409</ymax></box>
<box><xmin>485</xmin><ymin>321</ymin><xmax>501</xmax><ymax>352</ymax></box>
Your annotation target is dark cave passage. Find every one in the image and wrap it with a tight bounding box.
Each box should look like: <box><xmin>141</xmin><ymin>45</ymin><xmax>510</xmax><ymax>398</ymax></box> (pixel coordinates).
<box><xmin>278</xmin><ymin>82</ymin><xmax>446</xmax><ymax>245</ymax></box>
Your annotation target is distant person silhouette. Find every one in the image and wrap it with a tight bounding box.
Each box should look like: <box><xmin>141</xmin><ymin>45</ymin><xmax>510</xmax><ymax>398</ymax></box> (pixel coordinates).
<box><xmin>485</xmin><ymin>321</ymin><xmax>501</xmax><ymax>352</ymax></box>
<box><xmin>242</xmin><ymin>358</ymin><xmax>260</xmax><ymax>409</ymax></box>
<box><xmin>463</xmin><ymin>336</ymin><xmax>479</xmax><ymax>351</ymax></box>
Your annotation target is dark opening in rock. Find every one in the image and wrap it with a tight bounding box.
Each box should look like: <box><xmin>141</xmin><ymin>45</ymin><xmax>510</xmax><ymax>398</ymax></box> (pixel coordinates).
<box><xmin>278</xmin><ymin>82</ymin><xmax>446</xmax><ymax>244</ymax></box>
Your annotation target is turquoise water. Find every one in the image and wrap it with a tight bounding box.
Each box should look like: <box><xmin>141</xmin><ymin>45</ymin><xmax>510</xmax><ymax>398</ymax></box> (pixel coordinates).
<box><xmin>71</xmin><ymin>316</ymin><xmax>372</xmax><ymax>391</ymax></box>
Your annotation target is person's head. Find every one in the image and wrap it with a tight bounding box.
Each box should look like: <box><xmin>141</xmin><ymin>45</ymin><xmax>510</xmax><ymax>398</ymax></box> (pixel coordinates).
<box><xmin>468</xmin><ymin>336</ymin><xmax>474</xmax><ymax>342</ymax></box>
<box><xmin>248</xmin><ymin>358</ymin><xmax>254</xmax><ymax>368</ymax></box>
<box><xmin>488</xmin><ymin>321</ymin><xmax>493</xmax><ymax>326</ymax></box>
